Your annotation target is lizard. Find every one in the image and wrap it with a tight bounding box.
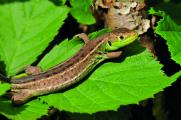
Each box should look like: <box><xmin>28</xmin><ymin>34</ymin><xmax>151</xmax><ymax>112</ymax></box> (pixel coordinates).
<box><xmin>8</xmin><ymin>28</ymin><xmax>138</xmax><ymax>105</ymax></box>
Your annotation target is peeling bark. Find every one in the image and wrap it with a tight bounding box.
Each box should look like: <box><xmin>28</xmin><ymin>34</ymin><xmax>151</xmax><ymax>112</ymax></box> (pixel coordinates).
<box><xmin>93</xmin><ymin>0</ymin><xmax>150</xmax><ymax>35</ymax></box>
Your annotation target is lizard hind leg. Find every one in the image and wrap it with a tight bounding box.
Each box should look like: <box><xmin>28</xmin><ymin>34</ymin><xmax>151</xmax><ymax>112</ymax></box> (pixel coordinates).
<box><xmin>10</xmin><ymin>89</ymin><xmax>33</xmax><ymax>105</ymax></box>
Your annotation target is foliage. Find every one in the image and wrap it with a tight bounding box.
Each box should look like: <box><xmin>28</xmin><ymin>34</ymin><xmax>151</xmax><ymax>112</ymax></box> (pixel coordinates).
<box><xmin>0</xmin><ymin>0</ymin><xmax>69</xmax><ymax>76</ymax></box>
<box><xmin>70</xmin><ymin>0</ymin><xmax>96</xmax><ymax>25</ymax></box>
<box><xmin>0</xmin><ymin>0</ymin><xmax>180</xmax><ymax>119</ymax></box>
<box><xmin>149</xmin><ymin>6</ymin><xmax>181</xmax><ymax>65</ymax></box>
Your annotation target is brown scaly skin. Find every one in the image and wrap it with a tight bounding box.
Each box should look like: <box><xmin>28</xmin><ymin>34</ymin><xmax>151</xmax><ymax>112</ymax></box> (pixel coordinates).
<box><xmin>10</xmin><ymin>28</ymin><xmax>138</xmax><ymax>105</ymax></box>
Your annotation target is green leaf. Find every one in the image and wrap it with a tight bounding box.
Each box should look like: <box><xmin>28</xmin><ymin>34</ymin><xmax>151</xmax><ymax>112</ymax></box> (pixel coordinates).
<box><xmin>38</xmin><ymin>38</ymin><xmax>84</xmax><ymax>71</ymax></box>
<box><xmin>149</xmin><ymin>8</ymin><xmax>181</xmax><ymax>65</ymax></box>
<box><xmin>0</xmin><ymin>98</ymin><xmax>49</xmax><ymax>120</ymax></box>
<box><xmin>0</xmin><ymin>83</ymin><xmax>10</xmax><ymax>96</ymax></box>
<box><xmin>0</xmin><ymin>0</ymin><xmax>69</xmax><ymax>76</ymax></box>
<box><xmin>149</xmin><ymin>3</ymin><xmax>181</xmax><ymax>24</ymax></box>
<box><xmin>38</xmin><ymin>29</ymin><xmax>181</xmax><ymax>113</ymax></box>
<box><xmin>70</xmin><ymin>0</ymin><xmax>96</xmax><ymax>25</ymax></box>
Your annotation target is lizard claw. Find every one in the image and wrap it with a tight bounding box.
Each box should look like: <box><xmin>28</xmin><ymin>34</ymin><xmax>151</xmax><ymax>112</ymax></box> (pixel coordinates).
<box><xmin>75</xmin><ymin>33</ymin><xmax>90</xmax><ymax>43</ymax></box>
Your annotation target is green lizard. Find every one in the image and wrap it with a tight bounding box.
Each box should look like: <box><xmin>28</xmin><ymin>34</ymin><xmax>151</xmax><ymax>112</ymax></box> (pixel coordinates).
<box><xmin>9</xmin><ymin>28</ymin><xmax>138</xmax><ymax>105</ymax></box>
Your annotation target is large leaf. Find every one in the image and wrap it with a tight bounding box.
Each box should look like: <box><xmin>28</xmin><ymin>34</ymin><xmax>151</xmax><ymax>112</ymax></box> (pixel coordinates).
<box><xmin>38</xmin><ymin>30</ymin><xmax>181</xmax><ymax>113</ymax></box>
<box><xmin>149</xmin><ymin>8</ymin><xmax>181</xmax><ymax>65</ymax></box>
<box><xmin>0</xmin><ymin>0</ymin><xmax>69</xmax><ymax>76</ymax></box>
<box><xmin>0</xmin><ymin>98</ymin><xmax>49</xmax><ymax>120</ymax></box>
<box><xmin>40</xmin><ymin>50</ymin><xmax>180</xmax><ymax>113</ymax></box>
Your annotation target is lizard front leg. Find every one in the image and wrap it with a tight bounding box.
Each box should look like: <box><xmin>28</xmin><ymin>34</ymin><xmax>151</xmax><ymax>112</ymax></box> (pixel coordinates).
<box><xmin>105</xmin><ymin>51</ymin><xmax>122</xmax><ymax>59</ymax></box>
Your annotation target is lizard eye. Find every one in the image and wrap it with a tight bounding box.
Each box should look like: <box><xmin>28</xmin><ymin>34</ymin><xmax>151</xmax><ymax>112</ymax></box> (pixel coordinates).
<box><xmin>108</xmin><ymin>41</ymin><xmax>112</xmax><ymax>46</ymax></box>
<box><xmin>119</xmin><ymin>36</ymin><xmax>124</xmax><ymax>39</ymax></box>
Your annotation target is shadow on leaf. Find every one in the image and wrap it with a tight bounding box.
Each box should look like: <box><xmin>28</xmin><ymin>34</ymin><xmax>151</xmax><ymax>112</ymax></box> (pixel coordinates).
<box><xmin>0</xmin><ymin>97</ymin><xmax>28</xmax><ymax>115</ymax></box>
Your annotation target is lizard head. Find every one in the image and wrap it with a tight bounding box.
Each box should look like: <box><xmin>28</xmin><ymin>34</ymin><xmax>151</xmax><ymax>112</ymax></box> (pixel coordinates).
<box><xmin>106</xmin><ymin>28</ymin><xmax>138</xmax><ymax>51</ymax></box>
